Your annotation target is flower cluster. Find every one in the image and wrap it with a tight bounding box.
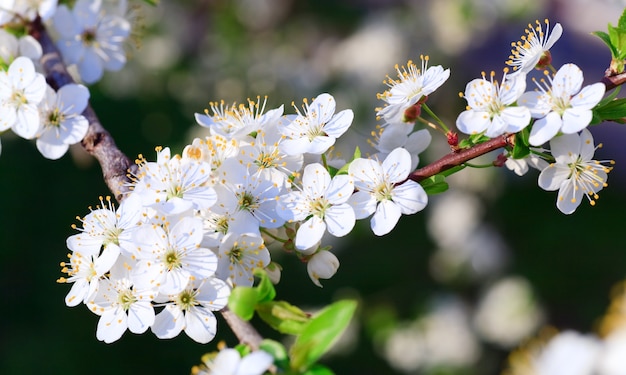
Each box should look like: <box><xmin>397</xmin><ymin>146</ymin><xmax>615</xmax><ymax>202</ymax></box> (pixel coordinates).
<box><xmin>454</xmin><ymin>19</ymin><xmax>611</xmax><ymax>214</ymax></box>
<box><xmin>59</xmin><ymin>89</ymin><xmax>434</xmax><ymax>343</ymax></box>
<box><xmin>0</xmin><ymin>0</ymin><xmax>131</xmax><ymax>158</ymax></box>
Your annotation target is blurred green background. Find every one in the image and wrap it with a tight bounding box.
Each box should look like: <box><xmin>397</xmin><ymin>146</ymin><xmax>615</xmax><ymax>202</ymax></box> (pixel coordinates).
<box><xmin>2</xmin><ymin>0</ymin><xmax>626</xmax><ymax>374</ymax></box>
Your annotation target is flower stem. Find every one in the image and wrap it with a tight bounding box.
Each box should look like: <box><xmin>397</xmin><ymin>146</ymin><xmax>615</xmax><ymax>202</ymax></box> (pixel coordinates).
<box><xmin>422</xmin><ymin>103</ymin><xmax>450</xmax><ymax>133</ymax></box>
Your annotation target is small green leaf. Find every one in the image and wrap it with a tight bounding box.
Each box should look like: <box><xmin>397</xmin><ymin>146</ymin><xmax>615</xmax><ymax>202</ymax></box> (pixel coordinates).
<box><xmin>420</xmin><ymin>174</ymin><xmax>449</xmax><ymax>195</ymax></box>
<box><xmin>439</xmin><ymin>164</ymin><xmax>466</xmax><ymax>177</ymax></box>
<box><xmin>593</xmin><ymin>31</ymin><xmax>618</xmax><ymax>56</ymax></box>
<box><xmin>256</xmin><ymin>301</ymin><xmax>310</xmax><ymax>335</ymax></box>
<box><xmin>253</xmin><ymin>268</ymin><xmax>276</xmax><ymax>303</ymax></box>
<box><xmin>228</xmin><ymin>286</ymin><xmax>260</xmax><ymax>321</ymax></box>
<box><xmin>302</xmin><ymin>365</ymin><xmax>335</xmax><ymax>375</ymax></box>
<box><xmin>259</xmin><ymin>339</ymin><xmax>289</xmax><ymax>370</ymax></box>
<box><xmin>290</xmin><ymin>300</ymin><xmax>357</xmax><ymax>372</ymax></box>
<box><xmin>335</xmin><ymin>146</ymin><xmax>362</xmax><ymax>175</ymax></box>
<box><xmin>511</xmin><ymin>128</ymin><xmax>530</xmax><ymax>159</ymax></box>
<box><xmin>142</xmin><ymin>0</ymin><xmax>159</xmax><ymax>5</ymax></box>
<box><xmin>593</xmin><ymin>97</ymin><xmax>626</xmax><ymax>123</ymax></box>
<box><xmin>618</xmin><ymin>7</ymin><xmax>626</xmax><ymax>29</ymax></box>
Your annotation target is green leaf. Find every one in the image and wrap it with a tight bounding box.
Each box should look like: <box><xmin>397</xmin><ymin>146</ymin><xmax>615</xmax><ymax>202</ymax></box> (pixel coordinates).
<box><xmin>256</xmin><ymin>301</ymin><xmax>310</xmax><ymax>335</ymax></box>
<box><xmin>593</xmin><ymin>97</ymin><xmax>626</xmax><ymax>123</ymax></box>
<box><xmin>439</xmin><ymin>164</ymin><xmax>466</xmax><ymax>177</ymax></box>
<box><xmin>335</xmin><ymin>146</ymin><xmax>361</xmax><ymax>175</ymax></box>
<box><xmin>511</xmin><ymin>127</ymin><xmax>531</xmax><ymax>159</ymax></box>
<box><xmin>253</xmin><ymin>268</ymin><xmax>276</xmax><ymax>303</ymax></box>
<box><xmin>302</xmin><ymin>365</ymin><xmax>335</xmax><ymax>375</ymax></box>
<box><xmin>593</xmin><ymin>31</ymin><xmax>618</xmax><ymax>56</ymax></box>
<box><xmin>228</xmin><ymin>286</ymin><xmax>260</xmax><ymax>321</ymax></box>
<box><xmin>420</xmin><ymin>174</ymin><xmax>449</xmax><ymax>195</ymax></box>
<box><xmin>259</xmin><ymin>339</ymin><xmax>289</xmax><ymax>370</ymax></box>
<box><xmin>290</xmin><ymin>300</ymin><xmax>357</xmax><ymax>372</ymax></box>
<box><xmin>142</xmin><ymin>0</ymin><xmax>159</xmax><ymax>5</ymax></box>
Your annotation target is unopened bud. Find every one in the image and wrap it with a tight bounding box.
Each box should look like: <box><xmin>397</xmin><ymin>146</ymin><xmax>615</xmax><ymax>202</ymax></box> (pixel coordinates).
<box><xmin>265</xmin><ymin>262</ymin><xmax>282</xmax><ymax>284</ymax></box>
<box><xmin>446</xmin><ymin>131</ymin><xmax>459</xmax><ymax>148</ymax></box>
<box><xmin>493</xmin><ymin>153</ymin><xmax>508</xmax><ymax>167</ymax></box>
<box><xmin>307</xmin><ymin>250</ymin><xmax>339</xmax><ymax>288</ymax></box>
<box><xmin>403</xmin><ymin>103</ymin><xmax>421</xmax><ymax>123</ymax></box>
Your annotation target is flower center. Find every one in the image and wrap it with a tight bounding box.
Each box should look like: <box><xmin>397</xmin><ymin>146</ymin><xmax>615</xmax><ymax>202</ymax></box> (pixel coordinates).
<box><xmin>177</xmin><ymin>289</ymin><xmax>198</xmax><ymax>310</ymax></box>
<box><xmin>118</xmin><ymin>289</ymin><xmax>137</xmax><ymax>311</ymax></box>
<box><xmin>164</xmin><ymin>249</ymin><xmax>182</xmax><ymax>271</ymax></box>
<box><xmin>309</xmin><ymin>197</ymin><xmax>330</xmax><ymax>218</ymax></box>
<box><xmin>373</xmin><ymin>181</ymin><xmax>394</xmax><ymax>202</ymax></box>
<box><xmin>228</xmin><ymin>245</ymin><xmax>243</xmax><ymax>264</ymax></box>
<box><xmin>237</xmin><ymin>192</ymin><xmax>259</xmax><ymax>212</ymax></box>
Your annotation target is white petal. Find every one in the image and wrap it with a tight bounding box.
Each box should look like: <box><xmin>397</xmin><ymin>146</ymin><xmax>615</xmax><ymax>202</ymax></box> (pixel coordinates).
<box><xmin>302</xmin><ymin>163</ymin><xmax>330</xmax><ymax>198</ymax></box>
<box><xmin>570</xmin><ymin>83</ymin><xmax>605</xmax><ymax>110</ymax></box>
<box><xmin>238</xmin><ymin>351</ymin><xmax>275</xmax><ymax>375</ymax></box>
<box><xmin>347</xmin><ymin>190</ymin><xmax>376</xmax><ymax>219</ymax></box>
<box><xmin>65</xmin><ymin>279</ymin><xmax>90</xmax><ymax>307</ymax></box>
<box><xmin>561</xmin><ymin>108</ymin><xmax>592</xmax><ymax>134</ymax></box>
<box><xmin>501</xmin><ymin>106</ymin><xmax>531</xmax><ymax>133</ymax></box>
<box><xmin>184</xmin><ymin>307</ymin><xmax>218</xmax><ymax>343</ymax></box>
<box><xmin>127</xmin><ymin>301</ymin><xmax>155</xmax><ymax>334</ymax></box>
<box><xmin>538</xmin><ymin>164</ymin><xmax>570</xmax><ymax>191</ymax></box>
<box><xmin>456</xmin><ymin>110</ymin><xmax>490</xmax><ymax>135</ymax></box>
<box><xmin>529</xmin><ymin>112</ymin><xmax>563</xmax><ymax>146</ymax></box>
<box><xmin>576</xmin><ymin>129</ymin><xmax>595</xmax><ymax>162</ymax></box>
<box><xmin>382</xmin><ymin>148</ymin><xmax>411</xmax><ymax>183</ymax></box>
<box><xmin>324</xmin><ymin>204</ymin><xmax>356</xmax><ymax>237</ymax></box>
<box><xmin>152</xmin><ymin>305</ymin><xmax>184</xmax><ymax>339</ymax></box>
<box><xmin>391</xmin><ymin>180</ymin><xmax>428</xmax><ymax>214</ymax></box>
<box><xmin>349</xmin><ymin>158</ymin><xmax>382</xmax><ymax>191</ymax></box>
<box><xmin>36</xmin><ymin>137</ymin><xmax>69</xmax><ymax>160</ymax></box>
<box><xmin>324</xmin><ymin>108</ymin><xmax>353</xmax><ymax>138</ymax></box>
<box><xmin>518</xmin><ymin>91</ymin><xmax>551</xmax><ymax>118</ymax></box>
<box><xmin>484</xmin><ymin>114</ymin><xmax>509</xmax><ymax>138</ymax></box>
<box><xmin>57</xmin><ymin>84</ymin><xmax>90</xmax><ymax>114</ymax></box>
<box><xmin>551</xmin><ymin>132</ymin><xmax>581</xmax><ymax>163</ymax></box>
<box><xmin>13</xmin><ymin>104</ymin><xmax>41</xmax><ymax>139</ymax></box>
<box><xmin>556</xmin><ymin>179</ymin><xmax>583</xmax><ymax>215</ymax></box>
<box><xmin>371</xmin><ymin>200</ymin><xmax>402</xmax><ymax>236</ymax></box>
<box><xmin>309</xmin><ymin>93</ymin><xmax>336</xmax><ymax>124</ymax></box>
<box><xmin>552</xmin><ymin>64</ymin><xmax>583</xmax><ymax>97</ymax></box>
<box><xmin>96</xmin><ymin>307</ymin><xmax>128</xmax><ymax>343</ymax></box>
<box><xmin>325</xmin><ymin>175</ymin><xmax>354</xmax><ymax>204</ymax></box>
<box><xmin>78</xmin><ymin>49</ymin><xmax>104</xmax><ymax>84</ymax></box>
<box><xmin>295</xmin><ymin>216</ymin><xmax>326</xmax><ymax>250</ymax></box>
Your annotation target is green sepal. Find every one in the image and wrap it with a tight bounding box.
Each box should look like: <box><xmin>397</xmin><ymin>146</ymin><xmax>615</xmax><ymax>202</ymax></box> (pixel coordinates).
<box><xmin>228</xmin><ymin>286</ymin><xmax>260</xmax><ymax>321</ymax></box>
<box><xmin>592</xmin><ymin>97</ymin><xmax>626</xmax><ymax>124</ymax></box>
<box><xmin>335</xmin><ymin>146</ymin><xmax>361</xmax><ymax>176</ymax></box>
<box><xmin>259</xmin><ymin>339</ymin><xmax>288</xmax><ymax>370</ymax></box>
<box><xmin>290</xmin><ymin>300</ymin><xmax>357</xmax><ymax>372</ymax></box>
<box><xmin>420</xmin><ymin>174</ymin><xmax>449</xmax><ymax>195</ymax></box>
<box><xmin>256</xmin><ymin>300</ymin><xmax>311</xmax><ymax>335</ymax></box>
<box><xmin>511</xmin><ymin>127</ymin><xmax>531</xmax><ymax>159</ymax></box>
<box><xmin>253</xmin><ymin>268</ymin><xmax>276</xmax><ymax>303</ymax></box>
<box><xmin>458</xmin><ymin>133</ymin><xmax>490</xmax><ymax>149</ymax></box>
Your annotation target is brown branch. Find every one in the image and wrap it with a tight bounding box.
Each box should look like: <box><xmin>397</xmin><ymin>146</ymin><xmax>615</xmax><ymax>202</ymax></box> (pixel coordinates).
<box><xmin>407</xmin><ymin>134</ymin><xmax>515</xmax><ymax>182</ymax></box>
<box><xmin>602</xmin><ymin>71</ymin><xmax>626</xmax><ymax>92</ymax></box>
<box><xmin>28</xmin><ymin>17</ymin><xmax>263</xmax><ymax>350</ymax></box>
<box><xmin>29</xmin><ymin>17</ymin><xmax>134</xmax><ymax>202</ymax></box>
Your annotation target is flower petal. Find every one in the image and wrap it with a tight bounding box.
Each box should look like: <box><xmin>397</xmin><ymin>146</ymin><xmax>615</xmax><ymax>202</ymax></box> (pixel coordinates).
<box><xmin>371</xmin><ymin>200</ymin><xmax>402</xmax><ymax>236</ymax></box>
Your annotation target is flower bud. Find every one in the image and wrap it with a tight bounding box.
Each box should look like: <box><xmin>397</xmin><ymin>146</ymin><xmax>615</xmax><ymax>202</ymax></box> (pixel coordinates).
<box><xmin>307</xmin><ymin>250</ymin><xmax>339</xmax><ymax>288</ymax></box>
<box><xmin>265</xmin><ymin>262</ymin><xmax>282</xmax><ymax>284</ymax></box>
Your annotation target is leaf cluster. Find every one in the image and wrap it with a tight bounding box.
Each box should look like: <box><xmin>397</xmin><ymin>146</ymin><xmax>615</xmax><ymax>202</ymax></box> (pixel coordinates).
<box><xmin>228</xmin><ymin>269</ymin><xmax>357</xmax><ymax>374</ymax></box>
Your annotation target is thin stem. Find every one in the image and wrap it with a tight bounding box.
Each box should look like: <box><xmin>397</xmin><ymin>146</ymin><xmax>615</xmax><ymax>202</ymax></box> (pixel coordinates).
<box><xmin>422</xmin><ymin>103</ymin><xmax>450</xmax><ymax>133</ymax></box>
